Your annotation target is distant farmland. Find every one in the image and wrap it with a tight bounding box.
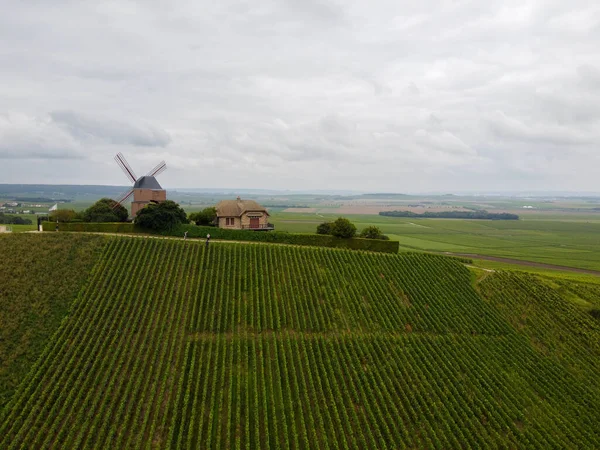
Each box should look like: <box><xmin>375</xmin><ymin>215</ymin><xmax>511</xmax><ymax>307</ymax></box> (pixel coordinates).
<box><xmin>1</xmin><ymin>235</ymin><xmax>599</xmax><ymax>448</ymax></box>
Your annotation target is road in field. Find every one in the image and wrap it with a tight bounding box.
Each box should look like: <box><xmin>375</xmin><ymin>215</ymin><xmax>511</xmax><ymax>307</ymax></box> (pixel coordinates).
<box><xmin>444</xmin><ymin>252</ymin><xmax>600</xmax><ymax>276</ymax></box>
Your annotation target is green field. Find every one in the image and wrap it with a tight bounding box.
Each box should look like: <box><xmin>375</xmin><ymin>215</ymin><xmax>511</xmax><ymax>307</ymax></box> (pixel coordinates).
<box><xmin>0</xmin><ymin>234</ymin><xmax>107</xmax><ymax>408</ymax></box>
<box><xmin>271</xmin><ymin>212</ymin><xmax>600</xmax><ymax>271</ymax></box>
<box><xmin>1</xmin><ymin>235</ymin><xmax>599</xmax><ymax>448</ymax></box>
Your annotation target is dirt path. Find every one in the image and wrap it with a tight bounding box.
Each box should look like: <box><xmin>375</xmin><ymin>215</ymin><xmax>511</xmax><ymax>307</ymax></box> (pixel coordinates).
<box><xmin>444</xmin><ymin>252</ymin><xmax>600</xmax><ymax>277</ymax></box>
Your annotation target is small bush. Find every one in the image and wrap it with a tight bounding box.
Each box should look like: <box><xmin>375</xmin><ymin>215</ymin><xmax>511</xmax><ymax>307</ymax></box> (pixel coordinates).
<box><xmin>331</xmin><ymin>217</ymin><xmax>356</xmax><ymax>238</ymax></box>
<box><xmin>82</xmin><ymin>198</ymin><xmax>128</xmax><ymax>223</ymax></box>
<box><xmin>189</xmin><ymin>207</ymin><xmax>217</xmax><ymax>226</ymax></box>
<box><xmin>316</xmin><ymin>222</ymin><xmax>333</xmax><ymax>235</ymax></box>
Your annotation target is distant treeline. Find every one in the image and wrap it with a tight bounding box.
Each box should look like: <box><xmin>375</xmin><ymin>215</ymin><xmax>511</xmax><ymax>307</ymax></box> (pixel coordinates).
<box><xmin>263</xmin><ymin>205</ymin><xmax>311</xmax><ymax>209</ymax></box>
<box><xmin>14</xmin><ymin>197</ymin><xmax>72</xmax><ymax>203</ymax></box>
<box><xmin>379</xmin><ymin>210</ymin><xmax>519</xmax><ymax>220</ymax></box>
<box><xmin>0</xmin><ymin>213</ymin><xmax>33</xmax><ymax>225</ymax></box>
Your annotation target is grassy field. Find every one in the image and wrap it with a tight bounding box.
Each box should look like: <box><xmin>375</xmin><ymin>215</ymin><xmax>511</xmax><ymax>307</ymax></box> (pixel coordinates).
<box><xmin>1</xmin><ymin>235</ymin><xmax>599</xmax><ymax>448</ymax></box>
<box><xmin>0</xmin><ymin>234</ymin><xmax>107</xmax><ymax>409</ymax></box>
<box><xmin>271</xmin><ymin>211</ymin><xmax>600</xmax><ymax>271</ymax></box>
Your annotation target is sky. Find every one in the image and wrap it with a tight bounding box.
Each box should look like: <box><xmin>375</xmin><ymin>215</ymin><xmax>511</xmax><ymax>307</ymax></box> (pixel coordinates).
<box><xmin>1</xmin><ymin>0</ymin><xmax>599</xmax><ymax>193</ymax></box>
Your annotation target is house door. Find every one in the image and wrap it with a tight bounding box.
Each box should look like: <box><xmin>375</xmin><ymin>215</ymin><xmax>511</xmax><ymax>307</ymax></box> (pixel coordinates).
<box><xmin>250</xmin><ymin>217</ymin><xmax>260</xmax><ymax>229</ymax></box>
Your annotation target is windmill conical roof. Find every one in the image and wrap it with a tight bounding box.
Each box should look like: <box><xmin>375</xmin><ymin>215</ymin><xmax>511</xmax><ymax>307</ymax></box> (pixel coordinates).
<box><xmin>133</xmin><ymin>176</ymin><xmax>163</xmax><ymax>190</ymax></box>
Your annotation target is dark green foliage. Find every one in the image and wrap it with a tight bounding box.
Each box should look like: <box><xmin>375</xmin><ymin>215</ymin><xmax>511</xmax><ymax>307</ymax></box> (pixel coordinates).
<box><xmin>0</xmin><ymin>234</ymin><xmax>106</xmax><ymax>409</ymax></box>
<box><xmin>0</xmin><ymin>213</ymin><xmax>32</xmax><ymax>225</ymax></box>
<box><xmin>316</xmin><ymin>222</ymin><xmax>333</xmax><ymax>235</ymax></box>
<box><xmin>330</xmin><ymin>217</ymin><xmax>356</xmax><ymax>238</ymax></box>
<box><xmin>134</xmin><ymin>200</ymin><xmax>188</xmax><ymax>231</ymax></box>
<box><xmin>2</xmin><ymin>239</ymin><xmax>600</xmax><ymax>448</ymax></box>
<box><xmin>380</xmin><ymin>210</ymin><xmax>519</xmax><ymax>220</ymax></box>
<box><xmin>42</xmin><ymin>222</ymin><xmax>400</xmax><ymax>253</ymax></box>
<box><xmin>590</xmin><ymin>309</ymin><xmax>600</xmax><ymax>320</ymax></box>
<box><xmin>167</xmin><ymin>225</ymin><xmax>398</xmax><ymax>252</ymax></box>
<box><xmin>49</xmin><ymin>209</ymin><xmax>78</xmax><ymax>223</ymax></box>
<box><xmin>188</xmin><ymin>207</ymin><xmax>217</xmax><ymax>226</ymax></box>
<box><xmin>82</xmin><ymin>198</ymin><xmax>128</xmax><ymax>223</ymax></box>
<box><xmin>359</xmin><ymin>225</ymin><xmax>387</xmax><ymax>239</ymax></box>
<box><xmin>42</xmin><ymin>222</ymin><xmax>136</xmax><ymax>233</ymax></box>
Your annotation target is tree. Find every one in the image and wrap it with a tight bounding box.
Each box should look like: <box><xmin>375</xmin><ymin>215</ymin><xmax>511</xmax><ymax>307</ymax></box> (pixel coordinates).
<box><xmin>331</xmin><ymin>217</ymin><xmax>356</xmax><ymax>238</ymax></box>
<box><xmin>360</xmin><ymin>226</ymin><xmax>385</xmax><ymax>239</ymax></box>
<box><xmin>316</xmin><ymin>222</ymin><xmax>333</xmax><ymax>235</ymax></box>
<box><xmin>49</xmin><ymin>209</ymin><xmax>77</xmax><ymax>223</ymax></box>
<box><xmin>189</xmin><ymin>207</ymin><xmax>217</xmax><ymax>226</ymax></box>
<box><xmin>82</xmin><ymin>198</ymin><xmax>129</xmax><ymax>223</ymax></box>
<box><xmin>134</xmin><ymin>200</ymin><xmax>188</xmax><ymax>231</ymax></box>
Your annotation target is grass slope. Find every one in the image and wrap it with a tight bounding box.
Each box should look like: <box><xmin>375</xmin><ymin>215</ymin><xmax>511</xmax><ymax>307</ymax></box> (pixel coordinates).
<box><xmin>0</xmin><ymin>234</ymin><xmax>106</xmax><ymax>409</ymax></box>
<box><xmin>1</xmin><ymin>237</ymin><xmax>599</xmax><ymax>448</ymax></box>
<box><xmin>272</xmin><ymin>212</ymin><xmax>600</xmax><ymax>271</ymax></box>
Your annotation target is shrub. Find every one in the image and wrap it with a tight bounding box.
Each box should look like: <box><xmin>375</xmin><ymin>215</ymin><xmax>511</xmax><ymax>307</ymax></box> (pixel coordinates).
<box><xmin>189</xmin><ymin>207</ymin><xmax>217</xmax><ymax>226</ymax></box>
<box><xmin>82</xmin><ymin>198</ymin><xmax>129</xmax><ymax>223</ymax></box>
<box><xmin>360</xmin><ymin>226</ymin><xmax>385</xmax><ymax>239</ymax></box>
<box><xmin>49</xmin><ymin>209</ymin><xmax>78</xmax><ymax>223</ymax></box>
<box><xmin>134</xmin><ymin>201</ymin><xmax>188</xmax><ymax>231</ymax></box>
<box><xmin>331</xmin><ymin>217</ymin><xmax>356</xmax><ymax>238</ymax></box>
<box><xmin>316</xmin><ymin>222</ymin><xmax>333</xmax><ymax>235</ymax></box>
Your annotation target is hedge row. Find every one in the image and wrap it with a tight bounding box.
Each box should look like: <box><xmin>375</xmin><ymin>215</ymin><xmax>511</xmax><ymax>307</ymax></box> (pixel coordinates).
<box><xmin>42</xmin><ymin>222</ymin><xmax>400</xmax><ymax>254</ymax></box>
<box><xmin>42</xmin><ymin>222</ymin><xmax>137</xmax><ymax>233</ymax></box>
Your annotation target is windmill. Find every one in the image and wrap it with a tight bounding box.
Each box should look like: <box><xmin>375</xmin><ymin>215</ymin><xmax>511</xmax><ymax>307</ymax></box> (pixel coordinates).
<box><xmin>113</xmin><ymin>152</ymin><xmax>168</xmax><ymax>218</ymax></box>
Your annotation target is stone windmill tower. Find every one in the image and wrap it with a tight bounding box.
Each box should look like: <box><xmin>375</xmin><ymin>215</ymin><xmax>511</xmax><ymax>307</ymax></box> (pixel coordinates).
<box><xmin>113</xmin><ymin>152</ymin><xmax>167</xmax><ymax>218</ymax></box>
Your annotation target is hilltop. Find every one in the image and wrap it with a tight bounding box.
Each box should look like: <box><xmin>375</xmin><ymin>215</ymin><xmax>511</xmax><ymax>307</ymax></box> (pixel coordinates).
<box><xmin>1</xmin><ymin>234</ymin><xmax>599</xmax><ymax>448</ymax></box>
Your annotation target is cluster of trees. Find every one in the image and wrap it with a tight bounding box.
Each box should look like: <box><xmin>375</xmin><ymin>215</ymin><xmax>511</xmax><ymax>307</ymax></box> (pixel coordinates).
<box><xmin>46</xmin><ymin>198</ymin><xmax>211</xmax><ymax>232</ymax></box>
<box><xmin>0</xmin><ymin>213</ymin><xmax>32</xmax><ymax>225</ymax></box>
<box><xmin>379</xmin><ymin>210</ymin><xmax>519</xmax><ymax>220</ymax></box>
<box><xmin>188</xmin><ymin>207</ymin><xmax>217</xmax><ymax>226</ymax></box>
<box><xmin>135</xmin><ymin>201</ymin><xmax>188</xmax><ymax>231</ymax></box>
<box><xmin>49</xmin><ymin>198</ymin><xmax>129</xmax><ymax>223</ymax></box>
<box><xmin>317</xmin><ymin>217</ymin><xmax>389</xmax><ymax>240</ymax></box>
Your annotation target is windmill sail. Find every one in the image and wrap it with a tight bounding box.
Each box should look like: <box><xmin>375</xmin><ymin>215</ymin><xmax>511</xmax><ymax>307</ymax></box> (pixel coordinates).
<box><xmin>113</xmin><ymin>189</ymin><xmax>134</xmax><ymax>208</ymax></box>
<box><xmin>114</xmin><ymin>153</ymin><xmax>137</xmax><ymax>183</ymax></box>
<box><xmin>146</xmin><ymin>161</ymin><xmax>167</xmax><ymax>178</ymax></box>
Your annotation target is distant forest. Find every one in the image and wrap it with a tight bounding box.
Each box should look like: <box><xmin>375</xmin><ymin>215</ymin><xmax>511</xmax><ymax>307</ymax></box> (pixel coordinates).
<box><xmin>379</xmin><ymin>210</ymin><xmax>519</xmax><ymax>220</ymax></box>
<box><xmin>0</xmin><ymin>213</ymin><xmax>33</xmax><ymax>225</ymax></box>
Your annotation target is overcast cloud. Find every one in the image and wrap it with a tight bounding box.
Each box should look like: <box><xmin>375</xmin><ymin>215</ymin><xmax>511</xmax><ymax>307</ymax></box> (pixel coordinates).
<box><xmin>1</xmin><ymin>0</ymin><xmax>599</xmax><ymax>192</ymax></box>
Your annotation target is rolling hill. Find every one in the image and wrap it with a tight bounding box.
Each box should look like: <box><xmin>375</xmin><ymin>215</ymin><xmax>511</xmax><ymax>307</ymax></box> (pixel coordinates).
<box><xmin>1</xmin><ymin>234</ymin><xmax>599</xmax><ymax>448</ymax></box>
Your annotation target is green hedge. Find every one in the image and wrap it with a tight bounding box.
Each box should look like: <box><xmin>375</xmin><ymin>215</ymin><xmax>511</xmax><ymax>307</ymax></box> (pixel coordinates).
<box><xmin>42</xmin><ymin>222</ymin><xmax>399</xmax><ymax>253</ymax></box>
<box><xmin>161</xmin><ymin>225</ymin><xmax>399</xmax><ymax>253</ymax></box>
<box><xmin>42</xmin><ymin>222</ymin><xmax>137</xmax><ymax>233</ymax></box>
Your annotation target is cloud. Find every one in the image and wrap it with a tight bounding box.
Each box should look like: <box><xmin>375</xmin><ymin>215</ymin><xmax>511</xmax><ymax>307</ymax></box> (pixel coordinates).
<box><xmin>49</xmin><ymin>111</ymin><xmax>171</xmax><ymax>147</ymax></box>
<box><xmin>0</xmin><ymin>113</ymin><xmax>83</xmax><ymax>160</ymax></box>
<box><xmin>0</xmin><ymin>1</ymin><xmax>599</xmax><ymax>191</ymax></box>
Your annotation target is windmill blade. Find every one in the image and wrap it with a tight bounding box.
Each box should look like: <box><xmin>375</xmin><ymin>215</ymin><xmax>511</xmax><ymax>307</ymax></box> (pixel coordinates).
<box><xmin>146</xmin><ymin>161</ymin><xmax>167</xmax><ymax>178</ymax></box>
<box><xmin>113</xmin><ymin>189</ymin><xmax>134</xmax><ymax>208</ymax></box>
<box><xmin>114</xmin><ymin>153</ymin><xmax>137</xmax><ymax>184</ymax></box>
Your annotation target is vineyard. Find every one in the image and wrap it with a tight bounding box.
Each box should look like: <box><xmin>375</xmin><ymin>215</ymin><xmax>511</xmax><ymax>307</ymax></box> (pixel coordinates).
<box><xmin>1</xmin><ymin>236</ymin><xmax>599</xmax><ymax>448</ymax></box>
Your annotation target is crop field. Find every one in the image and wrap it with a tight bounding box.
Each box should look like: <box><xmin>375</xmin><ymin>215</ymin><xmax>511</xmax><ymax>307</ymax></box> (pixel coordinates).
<box><xmin>271</xmin><ymin>212</ymin><xmax>600</xmax><ymax>271</ymax></box>
<box><xmin>1</xmin><ymin>236</ymin><xmax>599</xmax><ymax>448</ymax></box>
<box><xmin>0</xmin><ymin>234</ymin><xmax>107</xmax><ymax>409</ymax></box>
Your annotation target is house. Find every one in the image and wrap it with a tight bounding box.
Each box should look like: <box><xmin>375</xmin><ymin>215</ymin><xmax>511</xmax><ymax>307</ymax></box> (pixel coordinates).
<box><xmin>215</xmin><ymin>197</ymin><xmax>274</xmax><ymax>230</ymax></box>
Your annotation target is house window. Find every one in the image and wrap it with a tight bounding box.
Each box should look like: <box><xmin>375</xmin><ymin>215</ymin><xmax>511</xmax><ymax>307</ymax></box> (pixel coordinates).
<box><xmin>225</xmin><ymin>217</ymin><xmax>234</xmax><ymax>226</ymax></box>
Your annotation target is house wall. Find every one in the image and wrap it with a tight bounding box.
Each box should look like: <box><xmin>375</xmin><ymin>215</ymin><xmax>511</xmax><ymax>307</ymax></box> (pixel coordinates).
<box><xmin>218</xmin><ymin>216</ymin><xmax>241</xmax><ymax>229</ymax></box>
<box><xmin>240</xmin><ymin>212</ymin><xmax>269</xmax><ymax>228</ymax></box>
